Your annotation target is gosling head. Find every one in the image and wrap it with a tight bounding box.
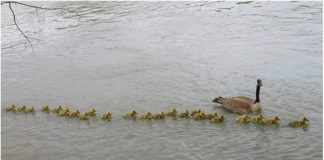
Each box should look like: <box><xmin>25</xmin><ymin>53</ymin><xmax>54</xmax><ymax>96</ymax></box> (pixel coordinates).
<box><xmin>274</xmin><ymin>116</ymin><xmax>280</xmax><ymax>121</ymax></box>
<box><xmin>257</xmin><ymin>79</ymin><xmax>263</xmax><ymax>86</ymax></box>
<box><xmin>132</xmin><ymin>110</ymin><xmax>137</xmax><ymax>114</ymax></box>
<box><xmin>302</xmin><ymin>117</ymin><xmax>309</xmax><ymax>122</ymax></box>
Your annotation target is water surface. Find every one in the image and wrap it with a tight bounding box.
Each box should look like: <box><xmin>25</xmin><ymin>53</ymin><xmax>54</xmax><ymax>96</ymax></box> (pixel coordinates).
<box><xmin>1</xmin><ymin>1</ymin><xmax>323</xmax><ymax>160</ymax></box>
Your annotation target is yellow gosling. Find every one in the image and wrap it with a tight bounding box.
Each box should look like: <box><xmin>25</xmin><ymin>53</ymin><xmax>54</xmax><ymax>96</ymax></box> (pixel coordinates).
<box><xmin>289</xmin><ymin>117</ymin><xmax>309</xmax><ymax>127</ymax></box>
<box><xmin>52</xmin><ymin>106</ymin><xmax>63</xmax><ymax>113</ymax></box>
<box><xmin>166</xmin><ymin>108</ymin><xmax>177</xmax><ymax>117</ymax></box>
<box><xmin>140</xmin><ymin>112</ymin><xmax>153</xmax><ymax>120</ymax></box>
<box><xmin>251</xmin><ymin>114</ymin><xmax>264</xmax><ymax>123</ymax></box>
<box><xmin>85</xmin><ymin>108</ymin><xmax>96</xmax><ymax>117</ymax></box>
<box><xmin>102</xmin><ymin>112</ymin><xmax>112</xmax><ymax>120</ymax></box>
<box><xmin>79</xmin><ymin>114</ymin><xmax>89</xmax><ymax>120</ymax></box>
<box><xmin>26</xmin><ymin>106</ymin><xmax>35</xmax><ymax>113</ymax></box>
<box><xmin>90</xmin><ymin>108</ymin><xmax>96</xmax><ymax>116</ymax></box>
<box><xmin>211</xmin><ymin>115</ymin><xmax>225</xmax><ymax>123</ymax></box>
<box><xmin>300</xmin><ymin>117</ymin><xmax>309</xmax><ymax>125</ymax></box>
<box><xmin>17</xmin><ymin>105</ymin><xmax>27</xmax><ymax>112</ymax></box>
<box><xmin>235</xmin><ymin>114</ymin><xmax>251</xmax><ymax>123</ymax></box>
<box><xmin>179</xmin><ymin>110</ymin><xmax>190</xmax><ymax>118</ymax></box>
<box><xmin>193</xmin><ymin>112</ymin><xmax>206</xmax><ymax>120</ymax></box>
<box><xmin>5</xmin><ymin>104</ymin><xmax>16</xmax><ymax>112</ymax></box>
<box><xmin>190</xmin><ymin>109</ymin><xmax>202</xmax><ymax>117</ymax></box>
<box><xmin>69</xmin><ymin>109</ymin><xmax>81</xmax><ymax>117</ymax></box>
<box><xmin>41</xmin><ymin>105</ymin><xmax>50</xmax><ymax>113</ymax></box>
<box><xmin>152</xmin><ymin>112</ymin><xmax>166</xmax><ymax>120</ymax></box>
<box><xmin>58</xmin><ymin>107</ymin><xmax>70</xmax><ymax>116</ymax></box>
<box><xmin>261</xmin><ymin>116</ymin><xmax>280</xmax><ymax>125</ymax></box>
<box><xmin>123</xmin><ymin>110</ymin><xmax>137</xmax><ymax>119</ymax></box>
<box><xmin>206</xmin><ymin>112</ymin><xmax>218</xmax><ymax>120</ymax></box>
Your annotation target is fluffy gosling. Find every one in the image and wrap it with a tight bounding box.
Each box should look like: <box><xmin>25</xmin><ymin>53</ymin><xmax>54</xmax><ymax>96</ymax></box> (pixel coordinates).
<box><xmin>52</xmin><ymin>106</ymin><xmax>63</xmax><ymax>113</ymax></box>
<box><xmin>102</xmin><ymin>112</ymin><xmax>112</xmax><ymax>120</ymax></box>
<box><xmin>289</xmin><ymin>117</ymin><xmax>309</xmax><ymax>127</ymax></box>
<box><xmin>69</xmin><ymin>109</ymin><xmax>81</xmax><ymax>118</ymax></box>
<box><xmin>211</xmin><ymin>115</ymin><xmax>225</xmax><ymax>123</ymax></box>
<box><xmin>235</xmin><ymin>114</ymin><xmax>251</xmax><ymax>123</ymax></box>
<box><xmin>17</xmin><ymin>105</ymin><xmax>27</xmax><ymax>112</ymax></box>
<box><xmin>41</xmin><ymin>105</ymin><xmax>50</xmax><ymax>113</ymax></box>
<box><xmin>251</xmin><ymin>114</ymin><xmax>264</xmax><ymax>123</ymax></box>
<box><xmin>206</xmin><ymin>112</ymin><xmax>219</xmax><ymax>120</ymax></box>
<box><xmin>79</xmin><ymin>114</ymin><xmax>89</xmax><ymax>120</ymax></box>
<box><xmin>166</xmin><ymin>108</ymin><xmax>177</xmax><ymax>117</ymax></box>
<box><xmin>178</xmin><ymin>110</ymin><xmax>190</xmax><ymax>118</ymax></box>
<box><xmin>26</xmin><ymin>106</ymin><xmax>35</xmax><ymax>113</ymax></box>
<box><xmin>140</xmin><ymin>112</ymin><xmax>153</xmax><ymax>120</ymax></box>
<box><xmin>261</xmin><ymin>116</ymin><xmax>280</xmax><ymax>125</ymax></box>
<box><xmin>5</xmin><ymin>104</ymin><xmax>16</xmax><ymax>112</ymax></box>
<box><xmin>190</xmin><ymin>109</ymin><xmax>202</xmax><ymax>117</ymax></box>
<box><xmin>153</xmin><ymin>112</ymin><xmax>166</xmax><ymax>120</ymax></box>
<box><xmin>85</xmin><ymin>108</ymin><xmax>96</xmax><ymax>117</ymax></box>
<box><xmin>123</xmin><ymin>110</ymin><xmax>137</xmax><ymax>119</ymax></box>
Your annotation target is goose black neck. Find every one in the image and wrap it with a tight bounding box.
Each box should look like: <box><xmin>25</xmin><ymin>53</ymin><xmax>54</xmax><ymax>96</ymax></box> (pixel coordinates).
<box><xmin>255</xmin><ymin>85</ymin><xmax>261</xmax><ymax>103</ymax></box>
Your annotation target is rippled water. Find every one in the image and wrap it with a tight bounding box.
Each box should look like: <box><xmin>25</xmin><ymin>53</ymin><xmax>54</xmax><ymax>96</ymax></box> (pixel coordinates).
<box><xmin>1</xmin><ymin>1</ymin><xmax>323</xmax><ymax>160</ymax></box>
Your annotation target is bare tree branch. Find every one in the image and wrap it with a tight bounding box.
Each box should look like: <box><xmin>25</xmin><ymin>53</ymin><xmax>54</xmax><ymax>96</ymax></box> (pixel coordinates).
<box><xmin>2</xmin><ymin>1</ymin><xmax>81</xmax><ymax>24</ymax></box>
<box><xmin>2</xmin><ymin>1</ymin><xmax>81</xmax><ymax>54</ymax></box>
<box><xmin>8</xmin><ymin>2</ymin><xmax>35</xmax><ymax>54</ymax></box>
<box><xmin>2</xmin><ymin>42</ymin><xmax>27</xmax><ymax>50</ymax></box>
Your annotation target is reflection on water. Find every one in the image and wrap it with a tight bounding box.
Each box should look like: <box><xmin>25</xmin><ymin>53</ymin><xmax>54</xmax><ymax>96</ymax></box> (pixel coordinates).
<box><xmin>1</xmin><ymin>1</ymin><xmax>323</xmax><ymax>160</ymax></box>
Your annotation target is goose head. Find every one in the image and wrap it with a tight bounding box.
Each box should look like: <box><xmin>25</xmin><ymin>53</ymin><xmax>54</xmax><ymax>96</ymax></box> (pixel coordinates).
<box><xmin>257</xmin><ymin>79</ymin><xmax>263</xmax><ymax>86</ymax></box>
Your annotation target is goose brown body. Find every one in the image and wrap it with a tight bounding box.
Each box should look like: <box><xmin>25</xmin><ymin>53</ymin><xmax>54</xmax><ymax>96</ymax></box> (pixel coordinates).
<box><xmin>212</xmin><ymin>79</ymin><xmax>263</xmax><ymax>113</ymax></box>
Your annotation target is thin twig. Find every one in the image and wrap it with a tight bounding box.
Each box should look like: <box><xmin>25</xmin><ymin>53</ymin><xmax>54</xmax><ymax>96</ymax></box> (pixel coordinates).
<box><xmin>8</xmin><ymin>2</ymin><xmax>35</xmax><ymax>54</ymax></box>
<box><xmin>2</xmin><ymin>1</ymin><xmax>81</xmax><ymax>54</ymax></box>
<box><xmin>2</xmin><ymin>1</ymin><xmax>81</xmax><ymax>24</ymax></box>
<box><xmin>2</xmin><ymin>42</ymin><xmax>27</xmax><ymax>50</ymax></box>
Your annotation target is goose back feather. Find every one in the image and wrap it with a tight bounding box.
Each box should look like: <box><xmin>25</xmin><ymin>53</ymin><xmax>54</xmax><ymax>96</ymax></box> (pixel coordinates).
<box><xmin>212</xmin><ymin>79</ymin><xmax>263</xmax><ymax>113</ymax></box>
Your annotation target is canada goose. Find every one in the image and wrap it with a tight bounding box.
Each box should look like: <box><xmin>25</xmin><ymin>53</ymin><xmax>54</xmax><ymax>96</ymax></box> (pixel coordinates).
<box><xmin>289</xmin><ymin>117</ymin><xmax>309</xmax><ymax>127</ymax></box>
<box><xmin>212</xmin><ymin>79</ymin><xmax>263</xmax><ymax>113</ymax></box>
